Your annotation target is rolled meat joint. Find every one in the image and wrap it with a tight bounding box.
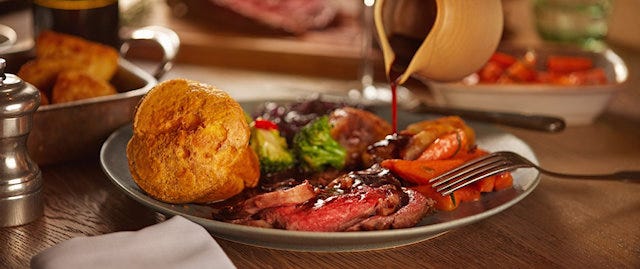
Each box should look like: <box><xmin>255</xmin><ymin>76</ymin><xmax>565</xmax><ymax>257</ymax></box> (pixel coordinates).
<box><xmin>127</xmin><ymin>79</ymin><xmax>260</xmax><ymax>204</ymax></box>
<box><xmin>209</xmin><ymin>0</ymin><xmax>337</xmax><ymax>34</ymax></box>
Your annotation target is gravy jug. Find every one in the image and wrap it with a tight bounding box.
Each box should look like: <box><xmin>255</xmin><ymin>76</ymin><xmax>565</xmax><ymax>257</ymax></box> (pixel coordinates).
<box><xmin>374</xmin><ymin>0</ymin><xmax>504</xmax><ymax>84</ymax></box>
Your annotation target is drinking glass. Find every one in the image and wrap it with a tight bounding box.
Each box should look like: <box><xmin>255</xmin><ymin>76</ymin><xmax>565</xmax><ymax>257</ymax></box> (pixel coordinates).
<box><xmin>534</xmin><ymin>0</ymin><xmax>612</xmax><ymax>50</ymax></box>
<box><xmin>32</xmin><ymin>0</ymin><xmax>121</xmax><ymax>48</ymax></box>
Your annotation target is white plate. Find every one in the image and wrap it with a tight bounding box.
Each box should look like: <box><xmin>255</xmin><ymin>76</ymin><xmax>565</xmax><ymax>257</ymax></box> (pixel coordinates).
<box><xmin>100</xmin><ymin>101</ymin><xmax>540</xmax><ymax>252</ymax></box>
<box><xmin>420</xmin><ymin>46</ymin><xmax>628</xmax><ymax>126</ymax></box>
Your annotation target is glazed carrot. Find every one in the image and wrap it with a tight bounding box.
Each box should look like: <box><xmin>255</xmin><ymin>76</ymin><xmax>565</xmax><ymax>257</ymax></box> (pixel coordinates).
<box><xmin>411</xmin><ymin>184</ymin><xmax>480</xmax><ymax>211</ymax></box>
<box><xmin>454</xmin><ymin>185</ymin><xmax>481</xmax><ymax>203</ymax></box>
<box><xmin>503</xmin><ymin>60</ymin><xmax>537</xmax><ymax>82</ymax></box>
<box><xmin>547</xmin><ymin>56</ymin><xmax>593</xmax><ymax>73</ymax></box>
<box><xmin>565</xmin><ymin>68</ymin><xmax>608</xmax><ymax>85</ymax></box>
<box><xmin>489</xmin><ymin>52</ymin><xmax>518</xmax><ymax>68</ymax></box>
<box><xmin>410</xmin><ymin>185</ymin><xmax>458</xmax><ymax>211</ymax></box>
<box><xmin>417</xmin><ymin>130</ymin><xmax>468</xmax><ymax>161</ymax></box>
<box><xmin>383</xmin><ymin>148</ymin><xmax>513</xmax><ymax>212</ymax></box>
<box><xmin>454</xmin><ymin>148</ymin><xmax>489</xmax><ymax>162</ymax></box>
<box><xmin>479</xmin><ymin>61</ymin><xmax>505</xmax><ymax>83</ymax></box>
<box><xmin>473</xmin><ymin>176</ymin><xmax>496</xmax><ymax>192</ymax></box>
<box><xmin>380</xmin><ymin>159</ymin><xmax>465</xmax><ymax>185</ymax></box>
<box><xmin>493</xmin><ymin>173</ymin><xmax>514</xmax><ymax>191</ymax></box>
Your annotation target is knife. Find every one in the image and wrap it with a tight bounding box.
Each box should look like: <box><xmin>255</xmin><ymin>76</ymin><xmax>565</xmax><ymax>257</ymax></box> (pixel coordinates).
<box><xmin>410</xmin><ymin>102</ymin><xmax>566</xmax><ymax>133</ymax></box>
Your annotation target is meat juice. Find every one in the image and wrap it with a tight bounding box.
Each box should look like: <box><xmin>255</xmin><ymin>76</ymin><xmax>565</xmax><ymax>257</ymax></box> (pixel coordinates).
<box><xmin>387</xmin><ymin>34</ymin><xmax>423</xmax><ymax>134</ymax></box>
<box><xmin>391</xmin><ymin>81</ymin><xmax>398</xmax><ymax>133</ymax></box>
<box><xmin>382</xmin><ymin>0</ymin><xmax>436</xmax><ymax>132</ymax></box>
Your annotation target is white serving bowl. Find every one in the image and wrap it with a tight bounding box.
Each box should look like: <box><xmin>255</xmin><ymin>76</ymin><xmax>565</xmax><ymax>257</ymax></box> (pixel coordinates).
<box><xmin>419</xmin><ymin>45</ymin><xmax>629</xmax><ymax>126</ymax></box>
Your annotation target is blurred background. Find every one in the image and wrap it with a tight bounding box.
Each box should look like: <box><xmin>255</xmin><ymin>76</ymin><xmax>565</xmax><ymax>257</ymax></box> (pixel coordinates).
<box><xmin>0</xmin><ymin>0</ymin><xmax>639</xmax><ymax>118</ymax></box>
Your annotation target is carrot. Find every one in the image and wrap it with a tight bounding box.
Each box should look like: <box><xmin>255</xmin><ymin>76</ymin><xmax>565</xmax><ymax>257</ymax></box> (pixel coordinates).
<box><xmin>417</xmin><ymin>130</ymin><xmax>468</xmax><ymax>161</ymax></box>
<box><xmin>410</xmin><ymin>185</ymin><xmax>458</xmax><ymax>211</ymax></box>
<box><xmin>478</xmin><ymin>61</ymin><xmax>505</xmax><ymax>83</ymax></box>
<box><xmin>473</xmin><ymin>176</ymin><xmax>496</xmax><ymax>192</ymax></box>
<box><xmin>565</xmin><ymin>68</ymin><xmax>608</xmax><ymax>85</ymax></box>
<box><xmin>454</xmin><ymin>185</ymin><xmax>481</xmax><ymax>203</ymax></box>
<box><xmin>455</xmin><ymin>148</ymin><xmax>489</xmax><ymax>162</ymax></box>
<box><xmin>383</xmin><ymin>148</ymin><xmax>514</xmax><ymax>212</ymax></box>
<box><xmin>489</xmin><ymin>52</ymin><xmax>518</xmax><ymax>68</ymax></box>
<box><xmin>381</xmin><ymin>159</ymin><xmax>465</xmax><ymax>185</ymax></box>
<box><xmin>547</xmin><ymin>56</ymin><xmax>593</xmax><ymax>73</ymax></box>
<box><xmin>494</xmin><ymin>172</ymin><xmax>514</xmax><ymax>191</ymax></box>
<box><xmin>504</xmin><ymin>60</ymin><xmax>537</xmax><ymax>82</ymax></box>
<box><xmin>410</xmin><ymin>184</ymin><xmax>480</xmax><ymax>211</ymax></box>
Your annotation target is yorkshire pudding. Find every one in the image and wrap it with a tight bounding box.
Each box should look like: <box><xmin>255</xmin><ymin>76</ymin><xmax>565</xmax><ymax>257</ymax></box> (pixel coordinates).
<box><xmin>127</xmin><ymin>79</ymin><xmax>259</xmax><ymax>203</ymax></box>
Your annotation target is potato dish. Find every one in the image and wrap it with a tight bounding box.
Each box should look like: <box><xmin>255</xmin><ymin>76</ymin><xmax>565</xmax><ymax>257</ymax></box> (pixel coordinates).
<box><xmin>17</xmin><ymin>31</ymin><xmax>119</xmax><ymax>105</ymax></box>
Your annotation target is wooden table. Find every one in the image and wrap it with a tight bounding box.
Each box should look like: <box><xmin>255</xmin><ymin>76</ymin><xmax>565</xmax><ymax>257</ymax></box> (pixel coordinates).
<box><xmin>2</xmin><ymin>1</ymin><xmax>640</xmax><ymax>268</ymax></box>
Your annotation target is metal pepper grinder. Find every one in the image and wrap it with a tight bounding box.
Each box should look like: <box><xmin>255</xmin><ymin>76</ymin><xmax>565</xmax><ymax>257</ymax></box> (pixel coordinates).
<box><xmin>0</xmin><ymin>58</ymin><xmax>43</xmax><ymax>227</ymax></box>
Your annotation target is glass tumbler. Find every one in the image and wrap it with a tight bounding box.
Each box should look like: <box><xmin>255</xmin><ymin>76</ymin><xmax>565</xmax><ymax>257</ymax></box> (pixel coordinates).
<box><xmin>534</xmin><ymin>0</ymin><xmax>612</xmax><ymax>49</ymax></box>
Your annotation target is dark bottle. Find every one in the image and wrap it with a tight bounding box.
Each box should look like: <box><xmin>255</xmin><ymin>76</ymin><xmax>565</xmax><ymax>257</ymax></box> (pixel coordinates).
<box><xmin>32</xmin><ymin>0</ymin><xmax>120</xmax><ymax>48</ymax></box>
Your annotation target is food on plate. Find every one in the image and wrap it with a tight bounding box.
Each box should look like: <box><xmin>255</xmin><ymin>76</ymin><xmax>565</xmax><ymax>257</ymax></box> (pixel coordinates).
<box><xmin>381</xmin><ymin>149</ymin><xmax>513</xmax><ymax>211</ymax></box>
<box><xmin>208</xmin><ymin>98</ymin><xmax>514</xmax><ymax>230</ymax></box>
<box><xmin>250</xmin><ymin>119</ymin><xmax>295</xmax><ymax>174</ymax></box>
<box><xmin>127</xmin><ymin>79</ymin><xmax>260</xmax><ymax>204</ymax></box>
<box><xmin>293</xmin><ymin>115</ymin><xmax>347</xmax><ymax>172</ymax></box>
<box><xmin>126</xmin><ymin>88</ymin><xmax>514</xmax><ymax>231</ymax></box>
<box><xmin>472</xmin><ymin>51</ymin><xmax>608</xmax><ymax>85</ymax></box>
<box><xmin>329</xmin><ymin>107</ymin><xmax>393</xmax><ymax>168</ymax></box>
<box><xmin>254</xmin><ymin>101</ymin><xmax>392</xmax><ymax>171</ymax></box>
<box><xmin>396</xmin><ymin>116</ymin><xmax>475</xmax><ymax>161</ymax></box>
<box><xmin>214</xmin><ymin>165</ymin><xmax>434</xmax><ymax>231</ymax></box>
<box><xmin>51</xmin><ymin>70</ymin><xmax>118</xmax><ymax>103</ymax></box>
<box><xmin>17</xmin><ymin>31</ymin><xmax>119</xmax><ymax>105</ymax></box>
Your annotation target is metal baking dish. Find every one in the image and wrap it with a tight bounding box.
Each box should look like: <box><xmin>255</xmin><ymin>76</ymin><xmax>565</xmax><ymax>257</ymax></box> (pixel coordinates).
<box><xmin>2</xmin><ymin>26</ymin><xmax>180</xmax><ymax>165</ymax></box>
<box><xmin>28</xmin><ymin>59</ymin><xmax>156</xmax><ymax>165</ymax></box>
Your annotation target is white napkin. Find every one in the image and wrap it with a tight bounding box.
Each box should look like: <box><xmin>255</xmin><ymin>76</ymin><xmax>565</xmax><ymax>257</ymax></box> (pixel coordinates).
<box><xmin>31</xmin><ymin>216</ymin><xmax>236</xmax><ymax>269</ymax></box>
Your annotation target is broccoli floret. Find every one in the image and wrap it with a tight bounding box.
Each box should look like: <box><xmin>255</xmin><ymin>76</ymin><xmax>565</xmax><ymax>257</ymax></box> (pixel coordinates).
<box><xmin>292</xmin><ymin>116</ymin><xmax>346</xmax><ymax>172</ymax></box>
<box><xmin>250</xmin><ymin>126</ymin><xmax>295</xmax><ymax>174</ymax></box>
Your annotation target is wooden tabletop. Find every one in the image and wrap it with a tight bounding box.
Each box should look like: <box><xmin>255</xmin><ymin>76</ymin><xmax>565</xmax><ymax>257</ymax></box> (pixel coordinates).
<box><xmin>2</xmin><ymin>1</ymin><xmax>640</xmax><ymax>268</ymax></box>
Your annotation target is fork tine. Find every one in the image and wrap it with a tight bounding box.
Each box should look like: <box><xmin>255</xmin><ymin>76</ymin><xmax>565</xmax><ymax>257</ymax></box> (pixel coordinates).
<box><xmin>429</xmin><ymin>151</ymin><xmax>526</xmax><ymax>196</ymax></box>
<box><xmin>430</xmin><ymin>152</ymin><xmax>505</xmax><ymax>186</ymax></box>
<box><xmin>436</xmin><ymin>164</ymin><xmax>516</xmax><ymax>196</ymax></box>
<box><xmin>434</xmin><ymin>159</ymin><xmax>507</xmax><ymax>190</ymax></box>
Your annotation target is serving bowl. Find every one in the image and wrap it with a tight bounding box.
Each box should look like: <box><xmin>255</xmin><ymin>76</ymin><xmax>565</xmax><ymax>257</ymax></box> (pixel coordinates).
<box><xmin>417</xmin><ymin>45</ymin><xmax>628</xmax><ymax>126</ymax></box>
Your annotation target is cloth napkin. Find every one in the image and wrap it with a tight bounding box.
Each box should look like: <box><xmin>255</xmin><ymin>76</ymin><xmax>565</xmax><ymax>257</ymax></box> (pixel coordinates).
<box><xmin>31</xmin><ymin>216</ymin><xmax>236</xmax><ymax>269</ymax></box>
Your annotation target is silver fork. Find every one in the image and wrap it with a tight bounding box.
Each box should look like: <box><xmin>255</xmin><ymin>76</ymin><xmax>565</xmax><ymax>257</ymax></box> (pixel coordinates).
<box><xmin>430</xmin><ymin>151</ymin><xmax>640</xmax><ymax>196</ymax></box>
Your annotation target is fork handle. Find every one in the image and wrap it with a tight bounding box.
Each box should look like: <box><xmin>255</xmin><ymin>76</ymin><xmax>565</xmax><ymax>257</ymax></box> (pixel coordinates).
<box><xmin>541</xmin><ymin>169</ymin><xmax>640</xmax><ymax>181</ymax></box>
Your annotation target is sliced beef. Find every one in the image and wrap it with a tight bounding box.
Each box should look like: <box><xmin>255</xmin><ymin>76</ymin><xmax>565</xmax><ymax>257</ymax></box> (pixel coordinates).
<box><xmin>259</xmin><ymin>184</ymin><xmax>403</xmax><ymax>231</ymax></box>
<box><xmin>213</xmin><ymin>165</ymin><xmax>434</xmax><ymax>232</ymax></box>
<box><xmin>213</xmin><ymin>181</ymin><xmax>317</xmax><ymax>220</ymax></box>
<box><xmin>346</xmin><ymin>189</ymin><xmax>434</xmax><ymax>231</ymax></box>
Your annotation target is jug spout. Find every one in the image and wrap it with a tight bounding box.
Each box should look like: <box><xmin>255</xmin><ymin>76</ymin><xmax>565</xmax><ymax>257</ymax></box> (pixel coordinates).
<box><xmin>374</xmin><ymin>0</ymin><xmax>504</xmax><ymax>84</ymax></box>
